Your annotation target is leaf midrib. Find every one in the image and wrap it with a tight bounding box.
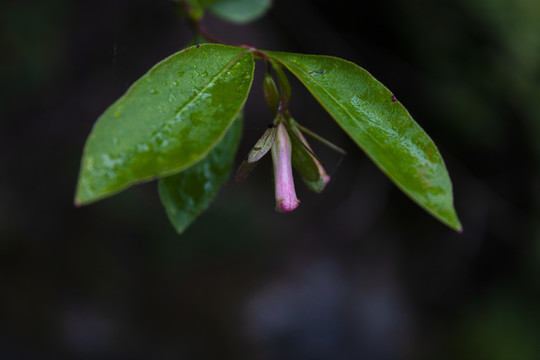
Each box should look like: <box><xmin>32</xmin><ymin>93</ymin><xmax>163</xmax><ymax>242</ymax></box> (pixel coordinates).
<box><xmin>76</xmin><ymin>48</ymin><xmax>252</xmax><ymax>205</ymax></box>
<box><xmin>269</xmin><ymin>53</ymin><xmax>459</xmax><ymax>229</ymax></box>
<box><xmin>269</xmin><ymin>53</ymin><xmax>393</xmax><ymax>173</ymax></box>
<box><xmin>173</xmin><ymin>49</ymin><xmax>250</xmax><ymax>119</ymax></box>
<box><xmin>148</xmin><ymin>49</ymin><xmax>251</xmax><ymax>177</ymax></box>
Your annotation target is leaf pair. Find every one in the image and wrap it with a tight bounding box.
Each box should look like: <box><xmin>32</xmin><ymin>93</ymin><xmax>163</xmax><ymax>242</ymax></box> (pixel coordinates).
<box><xmin>75</xmin><ymin>44</ymin><xmax>462</xmax><ymax>232</ymax></box>
<box><xmin>75</xmin><ymin>45</ymin><xmax>253</xmax><ymax>207</ymax></box>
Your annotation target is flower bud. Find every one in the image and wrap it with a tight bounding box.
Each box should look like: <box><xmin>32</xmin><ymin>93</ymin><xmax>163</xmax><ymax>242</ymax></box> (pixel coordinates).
<box><xmin>273</xmin><ymin>64</ymin><xmax>291</xmax><ymax>105</ymax></box>
<box><xmin>291</xmin><ymin>125</ymin><xmax>330</xmax><ymax>189</ymax></box>
<box><xmin>263</xmin><ymin>72</ymin><xmax>280</xmax><ymax>113</ymax></box>
<box><xmin>271</xmin><ymin>122</ymin><xmax>300</xmax><ymax>212</ymax></box>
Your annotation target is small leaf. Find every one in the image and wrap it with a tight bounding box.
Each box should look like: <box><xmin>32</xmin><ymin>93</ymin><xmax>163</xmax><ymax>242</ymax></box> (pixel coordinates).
<box><xmin>268</xmin><ymin>51</ymin><xmax>462</xmax><ymax>231</ymax></box>
<box><xmin>246</xmin><ymin>125</ymin><xmax>277</xmax><ymax>163</ymax></box>
<box><xmin>235</xmin><ymin>124</ymin><xmax>277</xmax><ymax>183</ymax></box>
<box><xmin>158</xmin><ymin>113</ymin><xmax>243</xmax><ymax>234</ymax></box>
<box><xmin>208</xmin><ymin>0</ymin><xmax>272</xmax><ymax>24</ymax></box>
<box><xmin>75</xmin><ymin>44</ymin><xmax>254</xmax><ymax>205</ymax></box>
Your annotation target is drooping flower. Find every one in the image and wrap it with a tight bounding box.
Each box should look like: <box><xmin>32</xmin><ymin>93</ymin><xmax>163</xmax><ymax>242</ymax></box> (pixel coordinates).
<box><xmin>271</xmin><ymin>121</ymin><xmax>300</xmax><ymax>212</ymax></box>
<box><xmin>237</xmin><ymin>64</ymin><xmax>342</xmax><ymax>212</ymax></box>
<box><xmin>235</xmin><ymin>119</ymin><xmax>300</xmax><ymax>213</ymax></box>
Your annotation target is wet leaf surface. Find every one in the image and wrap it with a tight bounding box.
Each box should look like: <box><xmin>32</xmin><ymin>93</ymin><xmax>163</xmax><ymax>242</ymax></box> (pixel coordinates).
<box><xmin>75</xmin><ymin>44</ymin><xmax>254</xmax><ymax>205</ymax></box>
<box><xmin>158</xmin><ymin>114</ymin><xmax>243</xmax><ymax>233</ymax></box>
<box><xmin>268</xmin><ymin>51</ymin><xmax>461</xmax><ymax>230</ymax></box>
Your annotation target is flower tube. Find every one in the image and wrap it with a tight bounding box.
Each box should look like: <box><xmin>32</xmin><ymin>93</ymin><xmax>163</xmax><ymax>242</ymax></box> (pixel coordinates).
<box><xmin>271</xmin><ymin>121</ymin><xmax>300</xmax><ymax>212</ymax></box>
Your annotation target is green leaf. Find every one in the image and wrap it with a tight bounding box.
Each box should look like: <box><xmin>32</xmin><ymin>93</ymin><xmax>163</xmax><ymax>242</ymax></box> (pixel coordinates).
<box><xmin>158</xmin><ymin>113</ymin><xmax>243</xmax><ymax>233</ymax></box>
<box><xmin>234</xmin><ymin>124</ymin><xmax>276</xmax><ymax>183</ymax></box>
<box><xmin>75</xmin><ymin>44</ymin><xmax>254</xmax><ymax>205</ymax></box>
<box><xmin>208</xmin><ymin>0</ymin><xmax>272</xmax><ymax>24</ymax></box>
<box><xmin>268</xmin><ymin>51</ymin><xmax>462</xmax><ymax>231</ymax></box>
<box><xmin>246</xmin><ymin>125</ymin><xmax>277</xmax><ymax>163</ymax></box>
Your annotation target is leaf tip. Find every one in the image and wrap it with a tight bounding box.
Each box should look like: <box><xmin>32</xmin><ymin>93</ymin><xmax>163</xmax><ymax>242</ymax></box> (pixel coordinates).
<box><xmin>73</xmin><ymin>191</ymin><xmax>86</xmax><ymax>208</ymax></box>
<box><xmin>453</xmin><ymin>221</ymin><xmax>464</xmax><ymax>234</ymax></box>
<box><xmin>174</xmin><ymin>226</ymin><xmax>187</xmax><ymax>235</ymax></box>
<box><xmin>235</xmin><ymin>160</ymin><xmax>257</xmax><ymax>183</ymax></box>
<box><xmin>443</xmin><ymin>210</ymin><xmax>463</xmax><ymax>233</ymax></box>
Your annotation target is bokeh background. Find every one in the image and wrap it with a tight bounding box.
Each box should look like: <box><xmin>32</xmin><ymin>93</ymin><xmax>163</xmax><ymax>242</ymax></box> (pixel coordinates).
<box><xmin>1</xmin><ymin>0</ymin><xmax>539</xmax><ymax>359</ymax></box>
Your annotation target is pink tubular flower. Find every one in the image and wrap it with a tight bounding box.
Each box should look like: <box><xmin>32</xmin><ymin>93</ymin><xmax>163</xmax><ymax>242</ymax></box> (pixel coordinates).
<box><xmin>271</xmin><ymin>122</ymin><xmax>300</xmax><ymax>212</ymax></box>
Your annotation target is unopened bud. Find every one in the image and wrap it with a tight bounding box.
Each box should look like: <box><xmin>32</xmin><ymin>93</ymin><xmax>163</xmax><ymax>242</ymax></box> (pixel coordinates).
<box><xmin>273</xmin><ymin>64</ymin><xmax>291</xmax><ymax>104</ymax></box>
<box><xmin>263</xmin><ymin>72</ymin><xmax>280</xmax><ymax>113</ymax></box>
<box><xmin>292</xmin><ymin>125</ymin><xmax>330</xmax><ymax>189</ymax></box>
<box><xmin>271</xmin><ymin>122</ymin><xmax>300</xmax><ymax>212</ymax></box>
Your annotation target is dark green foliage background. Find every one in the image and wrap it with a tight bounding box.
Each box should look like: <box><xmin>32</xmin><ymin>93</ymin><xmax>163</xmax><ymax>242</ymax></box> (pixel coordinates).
<box><xmin>1</xmin><ymin>0</ymin><xmax>539</xmax><ymax>359</ymax></box>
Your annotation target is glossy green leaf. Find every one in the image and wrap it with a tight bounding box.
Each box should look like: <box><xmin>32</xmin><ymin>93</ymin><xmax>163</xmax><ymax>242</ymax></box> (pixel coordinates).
<box><xmin>158</xmin><ymin>113</ymin><xmax>243</xmax><ymax>234</ymax></box>
<box><xmin>208</xmin><ymin>0</ymin><xmax>272</xmax><ymax>24</ymax></box>
<box><xmin>268</xmin><ymin>51</ymin><xmax>462</xmax><ymax>231</ymax></box>
<box><xmin>75</xmin><ymin>44</ymin><xmax>254</xmax><ymax>205</ymax></box>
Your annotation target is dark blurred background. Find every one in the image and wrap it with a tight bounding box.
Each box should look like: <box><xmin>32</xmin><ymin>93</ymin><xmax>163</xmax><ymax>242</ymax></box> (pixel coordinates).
<box><xmin>1</xmin><ymin>0</ymin><xmax>539</xmax><ymax>359</ymax></box>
